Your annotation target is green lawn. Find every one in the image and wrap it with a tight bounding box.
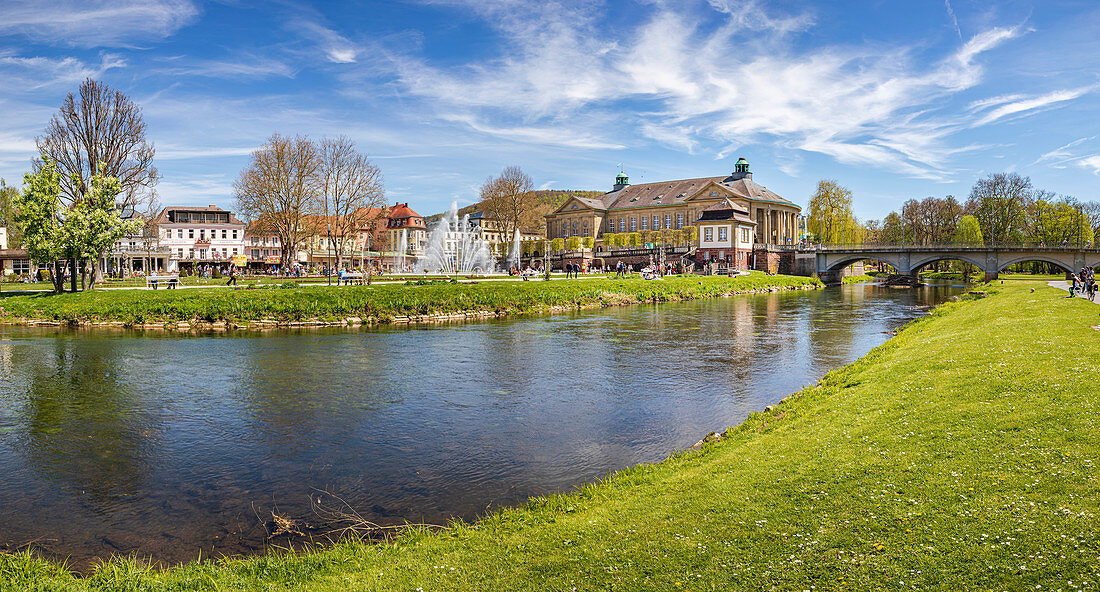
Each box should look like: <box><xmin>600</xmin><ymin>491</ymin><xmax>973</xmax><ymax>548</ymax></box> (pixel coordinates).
<box><xmin>3</xmin><ymin>282</ymin><xmax>1099</xmax><ymax>591</ymax></box>
<box><xmin>0</xmin><ymin>273</ymin><xmax>819</xmax><ymax>326</ymax></box>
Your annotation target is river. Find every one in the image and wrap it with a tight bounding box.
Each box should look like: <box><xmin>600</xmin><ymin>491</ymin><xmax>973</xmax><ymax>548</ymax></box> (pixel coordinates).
<box><xmin>0</xmin><ymin>282</ymin><xmax>965</xmax><ymax>569</ymax></box>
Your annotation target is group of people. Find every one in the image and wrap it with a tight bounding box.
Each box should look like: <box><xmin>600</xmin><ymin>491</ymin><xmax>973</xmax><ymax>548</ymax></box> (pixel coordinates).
<box><xmin>1069</xmin><ymin>266</ymin><xmax>1096</xmax><ymax>301</ymax></box>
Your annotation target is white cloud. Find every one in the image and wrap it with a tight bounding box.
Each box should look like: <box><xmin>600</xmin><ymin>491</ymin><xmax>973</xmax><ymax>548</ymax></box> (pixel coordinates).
<box><xmin>0</xmin><ymin>0</ymin><xmax>198</xmax><ymax>47</ymax></box>
<box><xmin>154</xmin><ymin>54</ymin><xmax>295</xmax><ymax>79</ymax></box>
<box><xmin>0</xmin><ymin>52</ymin><xmax>126</xmax><ymax>91</ymax></box>
<box><xmin>973</xmin><ymin>87</ymin><xmax>1094</xmax><ymax>126</ymax></box>
<box><xmin>1077</xmin><ymin>155</ymin><xmax>1100</xmax><ymax>175</ymax></box>
<box><xmin>381</xmin><ymin>3</ymin><xmax>1039</xmax><ymax>179</ymax></box>
<box><xmin>293</xmin><ymin>20</ymin><xmax>360</xmax><ymax>64</ymax></box>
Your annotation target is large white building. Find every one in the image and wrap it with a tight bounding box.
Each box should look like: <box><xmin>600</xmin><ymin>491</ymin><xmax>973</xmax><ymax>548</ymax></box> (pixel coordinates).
<box><xmin>152</xmin><ymin>205</ymin><xmax>247</xmax><ymax>272</ymax></box>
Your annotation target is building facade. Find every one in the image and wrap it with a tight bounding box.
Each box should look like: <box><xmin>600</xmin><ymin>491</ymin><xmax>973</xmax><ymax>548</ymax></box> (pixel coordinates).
<box><xmin>152</xmin><ymin>205</ymin><xmax>247</xmax><ymax>271</ymax></box>
<box><xmin>695</xmin><ymin>199</ymin><xmax>757</xmax><ymax>270</ymax></box>
<box><xmin>545</xmin><ymin>158</ymin><xmax>801</xmax><ymax>247</ymax></box>
<box><xmin>383</xmin><ymin>203</ymin><xmax>428</xmax><ymax>269</ymax></box>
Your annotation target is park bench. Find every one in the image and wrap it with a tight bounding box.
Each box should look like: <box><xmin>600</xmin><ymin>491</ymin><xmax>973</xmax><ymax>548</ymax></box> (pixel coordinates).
<box><xmin>146</xmin><ymin>274</ymin><xmax>180</xmax><ymax>289</ymax></box>
<box><xmin>338</xmin><ymin>272</ymin><xmax>364</xmax><ymax>285</ymax></box>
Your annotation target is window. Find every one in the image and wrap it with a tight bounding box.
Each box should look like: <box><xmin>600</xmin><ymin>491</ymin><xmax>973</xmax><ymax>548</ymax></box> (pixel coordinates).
<box><xmin>630</xmin><ymin>217</ymin><xmax>636</xmax><ymax>231</ymax></box>
<box><xmin>188</xmin><ymin>229</ymin><xmax>194</xmax><ymax>239</ymax></box>
<box><xmin>664</xmin><ymin>215</ymin><xmax>671</xmax><ymax>229</ymax></box>
<box><xmin>232</xmin><ymin>230</ymin><xmax>238</xmax><ymax>239</ymax></box>
<box><xmin>232</xmin><ymin>248</ymin><xmax>238</xmax><ymax>255</ymax></box>
<box><xmin>188</xmin><ymin>248</ymin><xmax>194</xmax><ymax>258</ymax></box>
<box><xmin>221</xmin><ymin>230</ymin><xmax>227</xmax><ymax>239</ymax></box>
<box><xmin>177</xmin><ymin>229</ymin><xmax>183</xmax><ymax>239</ymax></box>
<box><xmin>177</xmin><ymin>248</ymin><xmax>184</xmax><ymax>258</ymax></box>
<box><xmin>641</xmin><ymin>217</ymin><xmax>648</xmax><ymax>230</ymax></box>
<box><xmin>718</xmin><ymin>227</ymin><xmax>728</xmax><ymax>242</ymax></box>
<box><xmin>200</xmin><ymin>229</ymin><xmax>206</xmax><ymax>239</ymax></box>
<box><xmin>652</xmin><ymin>216</ymin><xmax>659</xmax><ymax>230</ymax></box>
<box><xmin>13</xmin><ymin>259</ymin><xmax>31</xmax><ymax>275</ymax></box>
<box><xmin>222</xmin><ymin>248</ymin><xmax>228</xmax><ymax>257</ymax></box>
<box><xmin>262</xmin><ymin>249</ymin><xmax>269</xmax><ymax>257</ymax></box>
<box><xmin>251</xmin><ymin>249</ymin><xmax>260</xmax><ymax>259</ymax></box>
<box><xmin>741</xmin><ymin>228</ymin><xmax>750</xmax><ymax>243</ymax></box>
<box><xmin>163</xmin><ymin>229</ymin><xmax>169</xmax><ymax>239</ymax></box>
<box><xmin>704</xmin><ymin>228</ymin><xmax>714</xmax><ymax>242</ymax></box>
<box><xmin>618</xmin><ymin>219</ymin><xmax>625</xmax><ymax>232</ymax></box>
<box><xmin>676</xmin><ymin>213</ymin><xmax>684</xmax><ymax>228</ymax></box>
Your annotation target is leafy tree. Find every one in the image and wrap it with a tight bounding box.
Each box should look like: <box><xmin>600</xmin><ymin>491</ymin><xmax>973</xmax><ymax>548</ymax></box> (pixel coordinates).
<box><xmin>63</xmin><ymin>170</ymin><xmax>142</xmax><ymax>289</ymax></box>
<box><xmin>880</xmin><ymin>212</ymin><xmax>904</xmax><ymax>244</ymax></box>
<box><xmin>627</xmin><ymin>232</ymin><xmax>642</xmax><ymax>247</ymax></box>
<box><xmin>602</xmin><ymin>232</ymin><xmax>617</xmax><ymax>248</ymax></box>
<box><xmin>666</xmin><ymin>228</ymin><xmax>683</xmax><ymax>246</ymax></box>
<box><xmin>13</xmin><ymin>158</ymin><xmax>65</xmax><ymax>291</ymax></box>
<box><xmin>566</xmin><ymin>236</ymin><xmax>581</xmax><ymax>251</ymax></box>
<box><xmin>682</xmin><ymin>225</ymin><xmax>698</xmax><ymax>245</ymax></box>
<box><xmin>0</xmin><ymin>179</ymin><xmax>21</xmax><ymax>247</ymax></box>
<box><xmin>954</xmin><ymin>215</ymin><xmax>984</xmax><ymax>245</ymax></box>
<box><xmin>582</xmin><ymin>236</ymin><xmax>595</xmax><ymax>250</ymax></box>
<box><xmin>551</xmin><ymin>237</ymin><xmax>564</xmax><ymax>252</ymax></box>
<box><xmin>807</xmin><ymin>180</ymin><xmax>855</xmax><ymax>244</ymax></box>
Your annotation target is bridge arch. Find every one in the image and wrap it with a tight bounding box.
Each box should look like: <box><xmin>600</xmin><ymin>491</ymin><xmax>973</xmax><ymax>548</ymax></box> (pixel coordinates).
<box><xmin>996</xmin><ymin>255</ymin><xmax>1074</xmax><ymax>273</ymax></box>
<box><xmin>824</xmin><ymin>255</ymin><xmax>902</xmax><ymax>274</ymax></box>
<box><xmin>910</xmin><ymin>254</ymin><xmax>988</xmax><ymax>272</ymax></box>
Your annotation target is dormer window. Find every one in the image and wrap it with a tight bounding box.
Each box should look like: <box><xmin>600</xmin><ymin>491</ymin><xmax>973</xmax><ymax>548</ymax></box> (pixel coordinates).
<box><xmin>710</xmin><ymin>191</ymin><xmax>718</xmax><ymax>197</ymax></box>
<box><xmin>571</xmin><ymin>204</ymin><xmax>577</xmax><ymax>209</ymax></box>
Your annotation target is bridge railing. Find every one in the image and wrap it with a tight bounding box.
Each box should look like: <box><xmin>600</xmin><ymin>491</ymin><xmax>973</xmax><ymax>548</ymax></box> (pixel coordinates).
<box><xmin>809</xmin><ymin>243</ymin><xmax>1100</xmax><ymax>252</ymax></box>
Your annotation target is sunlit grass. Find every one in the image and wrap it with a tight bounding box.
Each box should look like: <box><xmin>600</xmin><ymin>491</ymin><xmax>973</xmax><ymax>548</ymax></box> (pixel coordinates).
<box><xmin>0</xmin><ymin>273</ymin><xmax>819</xmax><ymax>325</ymax></box>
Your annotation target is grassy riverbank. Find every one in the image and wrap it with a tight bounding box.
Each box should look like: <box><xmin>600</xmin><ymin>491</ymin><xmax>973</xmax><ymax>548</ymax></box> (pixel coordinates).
<box><xmin>0</xmin><ymin>273</ymin><xmax>819</xmax><ymax>327</ymax></box>
<box><xmin>4</xmin><ymin>281</ymin><xmax>1099</xmax><ymax>591</ymax></box>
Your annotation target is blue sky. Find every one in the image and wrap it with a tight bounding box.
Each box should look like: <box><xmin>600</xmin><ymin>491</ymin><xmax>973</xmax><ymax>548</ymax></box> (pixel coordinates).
<box><xmin>0</xmin><ymin>0</ymin><xmax>1098</xmax><ymax>220</ymax></box>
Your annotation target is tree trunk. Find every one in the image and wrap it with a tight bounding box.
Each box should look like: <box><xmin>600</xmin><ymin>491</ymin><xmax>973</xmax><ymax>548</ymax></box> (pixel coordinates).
<box><xmin>69</xmin><ymin>257</ymin><xmax>78</xmax><ymax>293</ymax></box>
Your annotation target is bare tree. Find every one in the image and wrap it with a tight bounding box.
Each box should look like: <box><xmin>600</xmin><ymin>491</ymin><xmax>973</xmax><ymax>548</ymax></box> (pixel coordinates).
<box><xmin>315</xmin><ymin>136</ymin><xmax>385</xmax><ymax>274</ymax></box>
<box><xmin>479</xmin><ymin>166</ymin><xmax>535</xmax><ymax>245</ymax></box>
<box><xmin>35</xmin><ymin>78</ymin><xmax>157</xmax><ymax>214</ymax></box>
<box><xmin>234</xmin><ymin>134</ymin><xmax>319</xmax><ymax>269</ymax></box>
<box><xmin>965</xmin><ymin>173</ymin><xmax>1032</xmax><ymax>245</ymax></box>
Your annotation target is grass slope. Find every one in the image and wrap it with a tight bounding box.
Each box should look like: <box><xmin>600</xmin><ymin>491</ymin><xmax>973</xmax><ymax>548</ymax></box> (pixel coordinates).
<box><xmin>3</xmin><ymin>283</ymin><xmax>1099</xmax><ymax>591</ymax></box>
<box><xmin>0</xmin><ymin>273</ymin><xmax>818</xmax><ymax>325</ymax></box>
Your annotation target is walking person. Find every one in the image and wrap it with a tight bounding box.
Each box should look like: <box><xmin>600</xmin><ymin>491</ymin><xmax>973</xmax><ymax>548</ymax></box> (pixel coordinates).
<box><xmin>226</xmin><ymin>265</ymin><xmax>238</xmax><ymax>286</ymax></box>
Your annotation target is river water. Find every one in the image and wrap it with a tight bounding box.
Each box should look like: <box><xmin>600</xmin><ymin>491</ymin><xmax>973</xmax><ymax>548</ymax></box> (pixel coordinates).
<box><xmin>0</xmin><ymin>282</ymin><xmax>965</xmax><ymax>568</ymax></box>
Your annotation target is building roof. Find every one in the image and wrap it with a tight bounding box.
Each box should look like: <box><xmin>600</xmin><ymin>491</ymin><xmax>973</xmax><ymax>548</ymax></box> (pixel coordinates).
<box><xmin>697</xmin><ymin>198</ymin><xmax>757</xmax><ymax>225</ymax></box>
<box><xmin>386</xmin><ymin>203</ymin><xmax>423</xmax><ymax>220</ymax></box>
<box><xmin>152</xmin><ymin>205</ymin><xmax>245</xmax><ymax>226</ymax></box>
<box><xmin>599</xmin><ymin>174</ymin><xmax>797</xmax><ymax>211</ymax></box>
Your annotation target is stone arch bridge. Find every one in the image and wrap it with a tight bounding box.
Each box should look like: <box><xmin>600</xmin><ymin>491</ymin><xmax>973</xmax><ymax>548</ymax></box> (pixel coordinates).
<box><xmin>813</xmin><ymin>245</ymin><xmax>1100</xmax><ymax>285</ymax></box>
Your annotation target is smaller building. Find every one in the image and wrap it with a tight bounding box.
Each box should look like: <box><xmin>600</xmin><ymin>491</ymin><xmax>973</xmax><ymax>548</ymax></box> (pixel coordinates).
<box><xmin>695</xmin><ymin>199</ymin><xmax>756</xmax><ymax>270</ymax></box>
<box><xmin>383</xmin><ymin>203</ymin><xmax>428</xmax><ymax>270</ymax></box>
<box><xmin>244</xmin><ymin>222</ymin><xmax>287</xmax><ymax>270</ymax></box>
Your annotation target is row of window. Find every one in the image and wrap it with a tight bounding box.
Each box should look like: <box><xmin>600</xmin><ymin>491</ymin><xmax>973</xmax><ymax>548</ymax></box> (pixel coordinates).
<box><xmin>615</xmin><ymin>213</ymin><xmax>685</xmax><ymax>233</ymax></box>
<box><xmin>165</xmin><ymin>228</ymin><xmax>240</xmax><ymax>240</ymax></box>
<box><xmin>702</xmin><ymin>227</ymin><xmax>751</xmax><ymax>243</ymax></box>
<box><xmin>176</xmin><ymin>247</ymin><xmax>241</xmax><ymax>259</ymax></box>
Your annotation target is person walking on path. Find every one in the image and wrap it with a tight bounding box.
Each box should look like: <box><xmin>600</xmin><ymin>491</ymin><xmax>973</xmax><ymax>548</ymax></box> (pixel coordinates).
<box><xmin>226</xmin><ymin>266</ymin><xmax>238</xmax><ymax>286</ymax></box>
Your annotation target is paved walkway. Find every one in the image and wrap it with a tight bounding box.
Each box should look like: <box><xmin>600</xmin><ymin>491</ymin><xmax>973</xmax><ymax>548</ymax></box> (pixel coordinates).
<box><xmin>1048</xmin><ymin>280</ymin><xmax>1099</xmax><ymax>304</ymax></box>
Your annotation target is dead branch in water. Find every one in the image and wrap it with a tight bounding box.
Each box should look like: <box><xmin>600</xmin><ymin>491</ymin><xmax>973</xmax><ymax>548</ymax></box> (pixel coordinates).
<box><xmin>309</xmin><ymin>489</ymin><xmax>450</xmax><ymax>541</ymax></box>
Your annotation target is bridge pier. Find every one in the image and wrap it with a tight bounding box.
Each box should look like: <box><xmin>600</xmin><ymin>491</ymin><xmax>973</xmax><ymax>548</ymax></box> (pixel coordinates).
<box><xmin>984</xmin><ymin>271</ymin><xmax>999</xmax><ymax>282</ymax></box>
<box><xmin>817</xmin><ymin>270</ymin><xmax>843</xmax><ymax>286</ymax></box>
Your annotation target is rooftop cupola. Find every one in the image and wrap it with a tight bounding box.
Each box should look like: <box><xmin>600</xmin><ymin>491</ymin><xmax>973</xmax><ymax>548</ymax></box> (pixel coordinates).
<box><xmin>731</xmin><ymin>157</ymin><xmax>752</xmax><ymax>180</ymax></box>
<box><xmin>613</xmin><ymin>170</ymin><xmax>630</xmax><ymax>191</ymax></box>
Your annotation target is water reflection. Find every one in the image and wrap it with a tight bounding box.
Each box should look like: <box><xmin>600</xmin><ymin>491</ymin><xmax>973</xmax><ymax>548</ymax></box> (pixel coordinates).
<box><xmin>0</xmin><ymin>283</ymin><xmax>964</xmax><ymax>567</ymax></box>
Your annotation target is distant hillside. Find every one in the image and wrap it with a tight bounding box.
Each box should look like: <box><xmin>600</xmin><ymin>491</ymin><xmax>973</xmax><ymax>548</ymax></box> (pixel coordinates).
<box><xmin>424</xmin><ymin>189</ymin><xmax>603</xmax><ymax>230</ymax></box>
